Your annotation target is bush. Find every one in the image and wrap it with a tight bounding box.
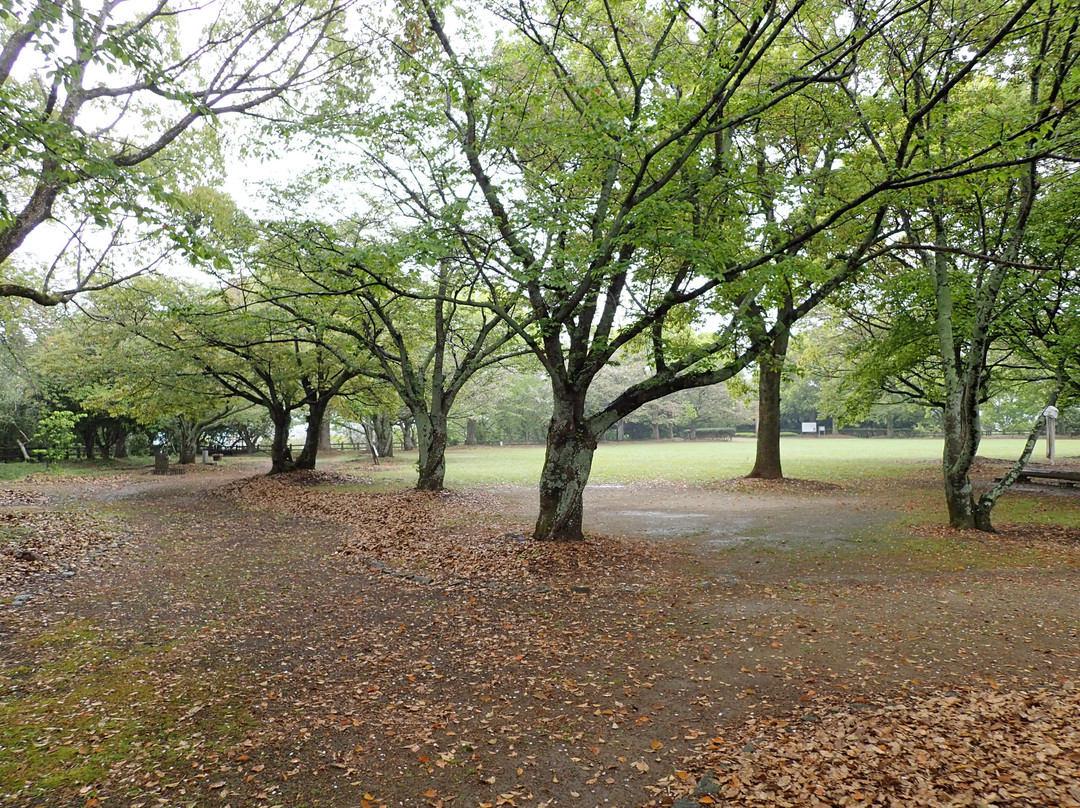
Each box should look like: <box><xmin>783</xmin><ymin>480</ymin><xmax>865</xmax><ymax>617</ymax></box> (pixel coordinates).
<box><xmin>33</xmin><ymin>411</ymin><xmax>84</xmax><ymax>465</ymax></box>
<box><xmin>685</xmin><ymin>427</ymin><xmax>735</xmax><ymax>441</ymax></box>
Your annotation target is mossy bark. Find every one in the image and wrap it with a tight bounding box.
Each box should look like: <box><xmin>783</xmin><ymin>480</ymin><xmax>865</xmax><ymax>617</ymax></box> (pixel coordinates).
<box><xmin>415</xmin><ymin>410</ymin><xmax>448</xmax><ymax>491</ymax></box>
<box><xmin>268</xmin><ymin>408</ymin><xmax>293</xmax><ymax>475</ymax></box>
<box><xmin>747</xmin><ymin>328</ymin><xmax>790</xmax><ymax>480</ymax></box>
<box><xmin>296</xmin><ymin>400</ymin><xmax>328</xmax><ymax>470</ymax></box>
<box><xmin>534</xmin><ymin>398</ymin><xmax>598</xmax><ymax>542</ymax></box>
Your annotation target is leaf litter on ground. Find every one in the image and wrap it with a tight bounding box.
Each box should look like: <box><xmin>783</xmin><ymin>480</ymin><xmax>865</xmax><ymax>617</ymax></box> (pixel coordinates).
<box><xmin>4</xmin><ymin>467</ymin><xmax>1080</xmax><ymax>807</ymax></box>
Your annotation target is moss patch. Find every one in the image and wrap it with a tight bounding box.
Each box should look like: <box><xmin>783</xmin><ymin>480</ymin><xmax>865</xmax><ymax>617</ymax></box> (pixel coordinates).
<box><xmin>0</xmin><ymin>623</ymin><xmax>253</xmax><ymax>802</ymax></box>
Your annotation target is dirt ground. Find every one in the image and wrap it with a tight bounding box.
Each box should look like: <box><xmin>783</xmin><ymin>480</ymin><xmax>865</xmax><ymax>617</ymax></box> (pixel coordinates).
<box><xmin>2</xmin><ymin>457</ymin><xmax>1080</xmax><ymax>808</ymax></box>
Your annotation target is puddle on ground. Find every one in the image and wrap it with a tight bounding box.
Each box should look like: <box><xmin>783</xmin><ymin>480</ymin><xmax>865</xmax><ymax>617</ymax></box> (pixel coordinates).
<box><xmin>619</xmin><ymin>510</ymin><xmax>710</xmax><ymax>519</ymax></box>
<box><xmin>488</xmin><ymin>483</ymin><xmax>898</xmax><ymax>550</ymax></box>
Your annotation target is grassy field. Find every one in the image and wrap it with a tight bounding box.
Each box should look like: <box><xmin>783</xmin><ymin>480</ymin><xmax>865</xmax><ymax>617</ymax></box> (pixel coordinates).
<box><xmin>416</xmin><ymin>435</ymin><xmax>1080</xmax><ymax>487</ymax></box>
<box><xmin>0</xmin><ymin>456</ymin><xmax>154</xmax><ymax>482</ymax></box>
<box><xmin>2</xmin><ymin>436</ymin><xmax>1075</xmax><ymax>488</ymax></box>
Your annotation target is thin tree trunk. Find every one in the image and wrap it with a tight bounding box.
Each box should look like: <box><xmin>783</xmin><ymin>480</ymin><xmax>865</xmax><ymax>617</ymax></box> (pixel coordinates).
<box><xmin>652</xmin><ymin>423</ymin><xmax>660</xmax><ymax>440</ymax></box>
<box><xmin>973</xmin><ymin>385</ymin><xmax>1063</xmax><ymax>531</ymax></box>
<box><xmin>465</xmin><ymin>418</ymin><xmax>478</xmax><ymax>446</ymax></box>
<box><xmin>534</xmin><ymin>396</ymin><xmax>598</xmax><ymax>542</ymax></box>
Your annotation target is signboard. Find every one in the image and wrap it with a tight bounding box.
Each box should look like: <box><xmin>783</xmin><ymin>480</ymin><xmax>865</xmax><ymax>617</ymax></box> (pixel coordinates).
<box><xmin>801</xmin><ymin>422</ymin><xmax>817</xmax><ymax>434</ymax></box>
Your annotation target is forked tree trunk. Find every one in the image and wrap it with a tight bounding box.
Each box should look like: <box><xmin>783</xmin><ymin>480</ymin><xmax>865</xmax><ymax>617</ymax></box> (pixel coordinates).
<box><xmin>534</xmin><ymin>397</ymin><xmax>598</xmax><ymax>542</ymax></box>
<box><xmin>173</xmin><ymin>417</ymin><xmax>199</xmax><ymax>465</ymax></box>
<box><xmin>747</xmin><ymin>328</ymin><xmax>790</xmax><ymax>479</ymax></box>
<box><xmin>941</xmin><ymin>386</ymin><xmax>983</xmax><ymax>530</ymax></box>
<box><xmin>179</xmin><ymin>441</ymin><xmax>198</xmax><ymax>465</ymax></box>
<box><xmin>415</xmin><ymin>410</ymin><xmax>448</xmax><ymax>491</ymax></box>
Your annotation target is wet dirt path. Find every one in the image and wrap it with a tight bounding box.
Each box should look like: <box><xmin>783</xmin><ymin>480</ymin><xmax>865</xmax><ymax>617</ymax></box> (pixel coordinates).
<box><xmin>488</xmin><ymin>480</ymin><xmax>893</xmax><ymax>551</ymax></box>
<box><xmin>3</xmin><ymin>467</ymin><xmax>1080</xmax><ymax>808</ymax></box>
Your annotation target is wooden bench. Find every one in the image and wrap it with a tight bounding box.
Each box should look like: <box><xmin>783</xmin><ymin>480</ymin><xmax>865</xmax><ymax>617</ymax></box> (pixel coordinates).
<box><xmin>1014</xmin><ymin>468</ymin><xmax>1080</xmax><ymax>486</ymax></box>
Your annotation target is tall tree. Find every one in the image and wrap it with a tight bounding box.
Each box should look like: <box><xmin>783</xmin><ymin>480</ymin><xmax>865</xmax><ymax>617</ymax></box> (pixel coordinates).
<box><xmin>858</xmin><ymin>4</ymin><xmax>1079</xmax><ymax>530</ymax></box>
<box><xmin>362</xmin><ymin>0</ymin><xmax>1055</xmax><ymax>540</ymax></box>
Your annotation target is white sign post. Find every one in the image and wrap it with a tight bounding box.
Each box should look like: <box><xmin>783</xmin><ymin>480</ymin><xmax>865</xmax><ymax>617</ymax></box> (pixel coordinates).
<box><xmin>1044</xmin><ymin>405</ymin><xmax>1059</xmax><ymax>464</ymax></box>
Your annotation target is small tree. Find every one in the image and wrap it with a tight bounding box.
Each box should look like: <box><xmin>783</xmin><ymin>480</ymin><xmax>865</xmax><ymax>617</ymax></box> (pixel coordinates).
<box><xmin>34</xmin><ymin>410</ymin><xmax>84</xmax><ymax>466</ymax></box>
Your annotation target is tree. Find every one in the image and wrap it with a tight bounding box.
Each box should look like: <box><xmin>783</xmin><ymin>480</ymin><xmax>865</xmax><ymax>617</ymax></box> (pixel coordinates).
<box><xmin>0</xmin><ymin>293</ymin><xmax>48</xmax><ymax>454</ymax></box>
<box><xmin>244</xmin><ymin>223</ymin><xmax>527</xmax><ymax>490</ymax></box>
<box><xmin>167</xmin><ymin>288</ymin><xmax>364</xmax><ymax>473</ymax></box>
<box><xmin>459</xmin><ymin>365</ymin><xmax>552</xmax><ymax>445</ymax></box>
<box><xmin>363</xmin><ymin>0</ymin><xmax>1053</xmax><ymax>540</ymax></box>
<box><xmin>0</xmin><ymin>0</ymin><xmax>356</xmax><ymax>305</ymax></box>
<box><xmin>33</xmin><ymin>410</ymin><xmax>83</xmax><ymax>465</ymax></box>
<box><xmin>847</xmin><ymin>5</ymin><xmax>1079</xmax><ymax>531</ymax></box>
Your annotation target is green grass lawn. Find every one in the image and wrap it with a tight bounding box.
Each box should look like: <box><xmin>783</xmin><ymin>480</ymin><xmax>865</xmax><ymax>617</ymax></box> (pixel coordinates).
<box><xmin>4</xmin><ymin>436</ymin><xmax>1074</xmax><ymax>490</ymax></box>
<box><xmin>0</xmin><ymin>456</ymin><xmax>154</xmax><ymax>482</ymax></box>
<box><xmin>414</xmin><ymin>436</ymin><xmax>1080</xmax><ymax>487</ymax></box>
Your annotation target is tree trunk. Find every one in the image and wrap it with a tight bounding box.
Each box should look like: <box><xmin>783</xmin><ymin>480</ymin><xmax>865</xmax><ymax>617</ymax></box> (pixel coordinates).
<box><xmin>534</xmin><ymin>397</ymin><xmax>598</xmax><ymax>542</ymax></box>
<box><xmin>112</xmin><ymin>433</ymin><xmax>128</xmax><ymax>459</ymax></box>
<box><xmin>652</xmin><ymin>423</ymin><xmax>660</xmax><ymax>440</ymax></box>
<box><xmin>465</xmin><ymin>418</ymin><xmax>478</xmax><ymax>446</ymax></box>
<box><xmin>239</xmin><ymin>426</ymin><xmax>259</xmax><ymax>454</ymax></box>
<box><xmin>401</xmin><ymin>416</ymin><xmax>417</xmax><ymax>451</ymax></box>
<box><xmin>376</xmin><ymin>414</ymin><xmax>395</xmax><ymax>458</ymax></box>
<box><xmin>318</xmin><ymin>418</ymin><xmax>332</xmax><ymax>451</ymax></box>
<box><xmin>172</xmin><ymin>417</ymin><xmax>200</xmax><ymax>465</ymax></box>
<box><xmin>96</xmin><ymin>432</ymin><xmax>112</xmax><ymax>461</ymax></box>
<box><xmin>268</xmin><ymin>408</ymin><xmax>293</xmax><ymax>474</ymax></box>
<box><xmin>296</xmin><ymin>400</ymin><xmax>328</xmax><ymax>470</ymax></box>
<box><xmin>179</xmin><ymin>440</ymin><xmax>198</xmax><ymax>465</ymax></box>
<box><xmin>940</xmin><ymin>382</ymin><xmax>982</xmax><ymax>530</ymax></box>
<box><xmin>942</xmin><ymin>457</ymin><xmax>977</xmax><ymax>528</ymax></box>
<box><xmin>747</xmin><ymin>329</ymin><xmax>790</xmax><ymax>479</ymax></box>
<box><xmin>616</xmin><ymin>422</ymin><xmax>625</xmax><ymax>441</ymax></box>
<box><xmin>415</xmin><ymin>410</ymin><xmax>448</xmax><ymax>491</ymax></box>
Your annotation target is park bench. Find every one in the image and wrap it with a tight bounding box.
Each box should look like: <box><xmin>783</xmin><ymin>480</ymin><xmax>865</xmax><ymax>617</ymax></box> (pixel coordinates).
<box><xmin>1011</xmin><ymin>468</ymin><xmax>1080</xmax><ymax>486</ymax></box>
